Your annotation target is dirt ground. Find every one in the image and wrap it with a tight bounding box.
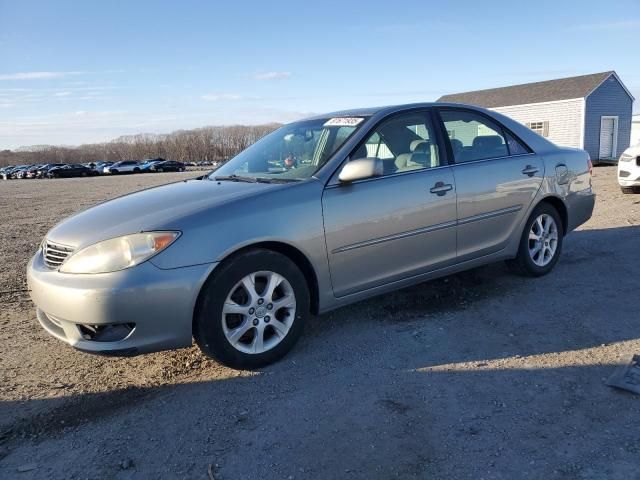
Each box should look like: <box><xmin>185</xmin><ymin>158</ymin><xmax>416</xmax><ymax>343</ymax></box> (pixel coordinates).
<box><xmin>1</xmin><ymin>167</ymin><xmax>639</xmax><ymax>479</ymax></box>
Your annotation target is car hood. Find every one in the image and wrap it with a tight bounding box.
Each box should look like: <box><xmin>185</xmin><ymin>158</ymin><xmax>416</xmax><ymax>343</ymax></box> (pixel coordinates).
<box><xmin>46</xmin><ymin>178</ymin><xmax>275</xmax><ymax>248</ymax></box>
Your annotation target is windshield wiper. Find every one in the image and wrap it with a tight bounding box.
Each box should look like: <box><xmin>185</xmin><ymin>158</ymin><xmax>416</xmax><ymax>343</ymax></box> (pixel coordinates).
<box><xmin>254</xmin><ymin>177</ymin><xmax>300</xmax><ymax>184</ymax></box>
<box><xmin>213</xmin><ymin>174</ymin><xmax>258</xmax><ymax>183</ymax></box>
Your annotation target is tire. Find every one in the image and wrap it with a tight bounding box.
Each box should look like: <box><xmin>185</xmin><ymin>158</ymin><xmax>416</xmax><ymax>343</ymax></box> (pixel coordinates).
<box><xmin>156</xmin><ymin>168</ymin><xmax>163</xmax><ymax>172</ymax></box>
<box><xmin>111</xmin><ymin>169</ymin><xmax>119</xmax><ymax>175</ymax></box>
<box><xmin>507</xmin><ymin>202</ymin><xmax>563</xmax><ymax>277</ymax></box>
<box><xmin>194</xmin><ymin>249</ymin><xmax>309</xmax><ymax>369</ymax></box>
<box><xmin>621</xmin><ymin>186</ymin><xmax>639</xmax><ymax>194</ymax></box>
<box><xmin>133</xmin><ymin>168</ymin><xmax>140</xmax><ymax>173</ymax></box>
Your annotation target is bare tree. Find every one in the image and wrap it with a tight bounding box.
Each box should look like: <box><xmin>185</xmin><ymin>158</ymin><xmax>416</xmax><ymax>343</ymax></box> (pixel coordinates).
<box><xmin>0</xmin><ymin>123</ymin><xmax>281</xmax><ymax>167</ymax></box>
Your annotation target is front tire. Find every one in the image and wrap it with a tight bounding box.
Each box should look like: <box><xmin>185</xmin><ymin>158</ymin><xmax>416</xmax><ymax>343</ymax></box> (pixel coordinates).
<box><xmin>194</xmin><ymin>249</ymin><xmax>309</xmax><ymax>369</ymax></box>
<box><xmin>507</xmin><ymin>203</ymin><xmax>563</xmax><ymax>277</ymax></box>
<box><xmin>621</xmin><ymin>186</ymin><xmax>639</xmax><ymax>194</ymax></box>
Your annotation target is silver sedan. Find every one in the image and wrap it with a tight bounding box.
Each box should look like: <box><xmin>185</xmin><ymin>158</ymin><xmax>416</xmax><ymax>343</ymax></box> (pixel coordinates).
<box><xmin>27</xmin><ymin>103</ymin><xmax>595</xmax><ymax>368</ymax></box>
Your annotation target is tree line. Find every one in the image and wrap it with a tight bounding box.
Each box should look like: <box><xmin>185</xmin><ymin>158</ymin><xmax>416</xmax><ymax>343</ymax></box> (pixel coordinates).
<box><xmin>0</xmin><ymin>123</ymin><xmax>281</xmax><ymax>167</ymax></box>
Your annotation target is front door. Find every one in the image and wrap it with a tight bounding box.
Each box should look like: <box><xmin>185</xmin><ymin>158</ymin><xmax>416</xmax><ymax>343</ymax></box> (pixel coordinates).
<box><xmin>322</xmin><ymin>111</ymin><xmax>457</xmax><ymax>297</ymax></box>
<box><xmin>438</xmin><ymin>108</ymin><xmax>544</xmax><ymax>260</ymax></box>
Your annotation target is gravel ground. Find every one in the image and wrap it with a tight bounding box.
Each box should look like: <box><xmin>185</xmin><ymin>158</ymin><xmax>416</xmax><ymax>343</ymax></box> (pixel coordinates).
<box><xmin>1</xmin><ymin>167</ymin><xmax>639</xmax><ymax>479</ymax></box>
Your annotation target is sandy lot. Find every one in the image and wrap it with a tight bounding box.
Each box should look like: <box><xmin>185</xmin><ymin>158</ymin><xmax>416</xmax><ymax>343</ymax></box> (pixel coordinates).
<box><xmin>1</xmin><ymin>167</ymin><xmax>640</xmax><ymax>479</ymax></box>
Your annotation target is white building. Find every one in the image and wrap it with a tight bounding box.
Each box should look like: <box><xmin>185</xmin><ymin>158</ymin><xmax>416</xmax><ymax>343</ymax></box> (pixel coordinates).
<box><xmin>631</xmin><ymin>114</ymin><xmax>640</xmax><ymax>147</ymax></box>
<box><xmin>439</xmin><ymin>71</ymin><xmax>634</xmax><ymax>162</ymax></box>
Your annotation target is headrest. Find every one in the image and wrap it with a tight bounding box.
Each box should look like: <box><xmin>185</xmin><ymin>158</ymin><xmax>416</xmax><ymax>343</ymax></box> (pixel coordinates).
<box><xmin>449</xmin><ymin>138</ymin><xmax>463</xmax><ymax>151</ymax></box>
<box><xmin>410</xmin><ymin>140</ymin><xmax>429</xmax><ymax>153</ymax></box>
<box><xmin>473</xmin><ymin>135</ymin><xmax>503</xmax><ymax>149</ymax></box>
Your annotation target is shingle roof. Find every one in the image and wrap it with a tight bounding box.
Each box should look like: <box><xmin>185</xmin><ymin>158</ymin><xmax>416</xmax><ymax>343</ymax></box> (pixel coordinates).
<box><xmin>438</xmin><ymin>71</ymin><xmax>617</xmax><ymax>108</ymax></box>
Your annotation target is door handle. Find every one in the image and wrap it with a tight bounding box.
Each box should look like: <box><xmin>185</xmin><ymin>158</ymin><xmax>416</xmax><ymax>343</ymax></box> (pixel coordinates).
<box><xmin>430</xmin><ymin>181</ymin><xmax>453</xmax><ymax>196</ymax></box>
<box><xmin>521</xmin><ymin>165</ymin><xmax>539</xmax><ymax>177</ymax></box>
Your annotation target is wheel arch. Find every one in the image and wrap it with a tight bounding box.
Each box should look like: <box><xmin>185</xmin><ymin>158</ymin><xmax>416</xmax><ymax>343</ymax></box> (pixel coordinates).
<box><xmin>194</xmin><ymin>241</ymin><xmax>320</xmax><ymax>327</ymax></box>
<box><xmin>535</xmin><ymin>195</ymin><xmax>568</xmax><ymax>235</ymax></box>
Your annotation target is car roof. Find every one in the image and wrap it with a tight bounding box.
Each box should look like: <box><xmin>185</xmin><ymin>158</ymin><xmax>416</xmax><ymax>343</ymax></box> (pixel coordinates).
<box><xmin>301</xmin><ymin>102</ymin><xmax>487</xmax><ymax>121</ymax></box>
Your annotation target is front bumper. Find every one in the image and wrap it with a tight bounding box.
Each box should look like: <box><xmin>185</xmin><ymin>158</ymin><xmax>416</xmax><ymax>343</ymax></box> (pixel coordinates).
<box><xmin>27</xmin><ymin>250</ymin><xmax>216</xmax><ymax>355</ymax></box>
<box><xmin>618</xmin><ymin>163</ymin><xmax>640</xmax><ymax>187</ymax></box>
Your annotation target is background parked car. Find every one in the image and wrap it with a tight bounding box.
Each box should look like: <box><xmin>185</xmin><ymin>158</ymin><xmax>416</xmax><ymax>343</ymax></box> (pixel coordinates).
<box><xmin>93</xmin><ymin>161</ymin><xmax>113</xmax><ymax>173</ymax></box>
<box><xmin>104</xmin><ymin>161</ymin><xmax>141</xmax><ymax>174</ymax></box>
<box><xmin>25</xmin><ymin>164</ymin><xmax>45</xmax><ymax>179</ymax></box>
<box><xmin>36</xmin><ymin>163</ymin><xmax>67</xmax><ymax>178</ymax></box>
<box><xmin>47</xmin><ymin>164</ymin><xmax>98</xmax><ymax>179</ymax></box>
<box><xmin>14</xmin><ymin>166</ymin><xmax>34</xmax><ymax>179</ymax></box>
<box><xmin>143</xmin><ymin>160</ymin><xmax>185</xmax><ymax>172</ymax></box>
<box><xmin>139</xmin><ymin>159</ymin><xmax>162</xmax><ymax>172</ymax></box>
<box><xmin>618</xmin><ymin>142</ymin><xmax>640</xmax><ymax>194</ymax></box>
<box><xmin>0</xmin><ymin>165</ymin><xmax>16</xmax><ymax>179</ymax></box>
<box><xmin>4</xmin><ymin>165</ymin><xmax>29</xmax><ymax>179</ymax></box>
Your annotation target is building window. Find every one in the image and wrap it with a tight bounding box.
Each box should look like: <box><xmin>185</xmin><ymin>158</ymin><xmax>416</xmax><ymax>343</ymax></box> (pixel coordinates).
<box><xmin>526</xmin><ymin>121</ymin><xmax>549</xmax><ymax>137</ymax></box>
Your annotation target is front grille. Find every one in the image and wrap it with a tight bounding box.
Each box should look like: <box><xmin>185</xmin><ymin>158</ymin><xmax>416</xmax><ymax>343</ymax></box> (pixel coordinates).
<box><xmin>43</xmin><ymin>241</ymin><xmax>74</xmax><ymax>269</ymax></box>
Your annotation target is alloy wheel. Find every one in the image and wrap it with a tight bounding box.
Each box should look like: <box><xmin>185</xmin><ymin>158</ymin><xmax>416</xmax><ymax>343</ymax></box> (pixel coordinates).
<box><xmin>221</xmin><ymin>271</ymin><xmax>296</xmax><ymax>354</ymax></box>
<box><xmin>528</xmin><ymin>214</ymin><xmax>558</xmax><ymax>267</ymax></box>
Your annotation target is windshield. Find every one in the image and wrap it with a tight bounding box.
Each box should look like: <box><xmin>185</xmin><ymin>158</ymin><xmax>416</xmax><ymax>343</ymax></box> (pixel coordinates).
<box><xmin>209</xmin><ymin>117</ymin><xmax>364</xmax><ymax>182</ymax></box>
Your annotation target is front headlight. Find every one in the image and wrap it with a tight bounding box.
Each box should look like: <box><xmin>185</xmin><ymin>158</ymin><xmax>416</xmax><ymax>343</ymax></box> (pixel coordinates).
<box><xmin>59</xmin><ymin>231</ymin><xmax>180</xmax><ymax>274</ymax></box>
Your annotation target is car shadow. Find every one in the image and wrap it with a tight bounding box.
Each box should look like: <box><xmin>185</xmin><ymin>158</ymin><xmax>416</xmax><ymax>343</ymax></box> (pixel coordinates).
<box><xmin>1</xmin><ymin>225</ymin><xmax>639</xmax><ymax>478</ymax></box>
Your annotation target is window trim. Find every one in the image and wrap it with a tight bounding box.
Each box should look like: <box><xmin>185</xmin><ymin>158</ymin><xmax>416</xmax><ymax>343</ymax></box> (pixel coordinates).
<box><xmin>434</xmin><ymin>107</ymin><xmax>534</xmax><ymax>165</ymax></box>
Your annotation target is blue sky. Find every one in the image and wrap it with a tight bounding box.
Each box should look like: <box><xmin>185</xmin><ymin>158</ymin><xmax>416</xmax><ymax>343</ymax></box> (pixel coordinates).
<box><xmin>0</xmin><ymin>0</ymin><xmax>638</xmax><ymax>148</ymax></box>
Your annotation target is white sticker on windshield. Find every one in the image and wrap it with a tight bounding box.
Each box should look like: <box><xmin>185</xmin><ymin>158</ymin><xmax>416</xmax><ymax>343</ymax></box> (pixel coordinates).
<box><xmin>323</xmin><ymin>117</ymin><xmax>364</xmax><ymax>127</ymax></box>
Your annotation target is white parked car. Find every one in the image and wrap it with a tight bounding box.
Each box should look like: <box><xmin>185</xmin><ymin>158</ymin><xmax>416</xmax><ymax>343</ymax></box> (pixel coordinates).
<box><xmin>618</xmin><ymin>143</ymin><xmax>640</xmax><ymax>194</ymax></box>
<box><xmin>104</xmin><ymin>161</ymin><xmax>141</xmax><ymax>174</ymax></box>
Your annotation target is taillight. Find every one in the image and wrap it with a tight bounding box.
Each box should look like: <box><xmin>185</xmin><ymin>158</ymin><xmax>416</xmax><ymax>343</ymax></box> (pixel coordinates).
<box><xmin>587</xmin><ymin>159</ymin><xmax>593</xmax><ymax>176</ymax></box>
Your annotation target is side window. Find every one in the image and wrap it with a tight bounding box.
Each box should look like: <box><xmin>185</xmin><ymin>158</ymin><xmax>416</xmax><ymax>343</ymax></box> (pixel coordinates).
<box><xmin>440</xmin><ymin>110</ymin><xmax>509</xmax><ymax>163</ymax></box>
<box><xmin>505</xmin><ymin>132</ymin><xmax>531</xmax><ymax>155</ymax></box>
<box><xmin>351</xmin><ymin>113</ymin><xmax>440</xmax><ymax>176</ymax></box>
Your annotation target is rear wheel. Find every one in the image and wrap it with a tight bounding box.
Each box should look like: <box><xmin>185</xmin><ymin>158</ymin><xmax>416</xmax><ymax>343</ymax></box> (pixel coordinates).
<box><xmin>507</xmin><ymin>203</ymin><xmax>563</xmax><ymax>277</ymax></box>
<box><xmin>194</xmin><ymin>249</ymin><xmax>309</xmax><ymax>369</ymax></box>
<box><xmin>621</xmin><ymin>186</ymin><xmax>640</xmax><ymax>194</ymax></box>
<box><xmin>133</xmin><ymin>168</ymin><xmax>140</xmax><ymax>173</ymax></box>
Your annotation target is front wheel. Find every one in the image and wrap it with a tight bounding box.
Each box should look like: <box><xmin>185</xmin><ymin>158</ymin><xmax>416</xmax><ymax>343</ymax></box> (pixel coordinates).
<box><xmin>507</xmin><ymin>203</ymin><xmax>563</xmax><ymax>277</ymax></box>
<box><xmin>621</xmin><ymin>186</ymin><xmax>640</xmax><ymax>194</ymax></box>
<box><xmin>194</xmin><ymin>249</ymin><xmax>309</xmax><ymax>369</ymax></box>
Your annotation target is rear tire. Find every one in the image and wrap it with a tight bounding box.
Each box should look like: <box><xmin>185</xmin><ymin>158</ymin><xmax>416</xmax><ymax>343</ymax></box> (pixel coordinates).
<box><xmin>507</xmin><ymin>202</ymin><xmax>563</xmax><ymax>277</ymax></box>
<box><xmin>621</xmin><ymin>186</ymin><xmax>639</xmax><ymax>194</ymax></box>
<box><xmin>194</xmin><ymin>249</ymin><xmax>309</xmax><ymax>369</ymax></box>
<box><xmin>133</xmin><ymin>168</ymin><xmax>140</xmax><ymax>173</ymax></box>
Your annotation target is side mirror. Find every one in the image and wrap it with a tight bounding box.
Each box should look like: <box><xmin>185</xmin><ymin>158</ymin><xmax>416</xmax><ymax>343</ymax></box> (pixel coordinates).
<box><xmin>338</xmin><ymin>157</ymin><xmax>383</xmax><ymax>183</ymax></box>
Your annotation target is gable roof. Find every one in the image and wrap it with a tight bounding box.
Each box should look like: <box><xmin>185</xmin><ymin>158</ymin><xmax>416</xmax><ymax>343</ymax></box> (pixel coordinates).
<box><xmin>438</xmin><ymin>71</ymin><xmax>633</xmax><ymax>108</ymax></box>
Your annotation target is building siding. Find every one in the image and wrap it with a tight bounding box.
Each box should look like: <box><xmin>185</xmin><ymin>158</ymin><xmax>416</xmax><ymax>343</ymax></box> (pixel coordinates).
<box><xmin>629</xmin><ymin>115</ymin><xmax>640</xmax><ymax>147</ymax></box>
<box><xmin>490</xmin><ymin>99</ymin><xmax>584</xmax><ymax>149</ymax></box>
<box><xmin>584</xmin><ymin>75</ymin><xmax>633</xmax><ymax>160</ymax></box>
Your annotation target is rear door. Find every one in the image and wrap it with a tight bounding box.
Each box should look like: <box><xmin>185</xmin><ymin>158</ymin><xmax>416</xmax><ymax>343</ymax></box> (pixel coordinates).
<box><xmin>322</xmin><ymin>110</ymin><xmax>457</xmax><ymax>297</ymax></box>
<box><xmin>437</xmin><ymin>108</ymin><xmax>544</xmax><ymax>260</ymax></box>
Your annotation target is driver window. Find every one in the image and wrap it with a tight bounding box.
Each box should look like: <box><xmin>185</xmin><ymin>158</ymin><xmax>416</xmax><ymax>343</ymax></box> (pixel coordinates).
<box><xmin>351</xmin><ymin>113</ymin><xmax>440</xmax><ymax>177</ymax></box>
